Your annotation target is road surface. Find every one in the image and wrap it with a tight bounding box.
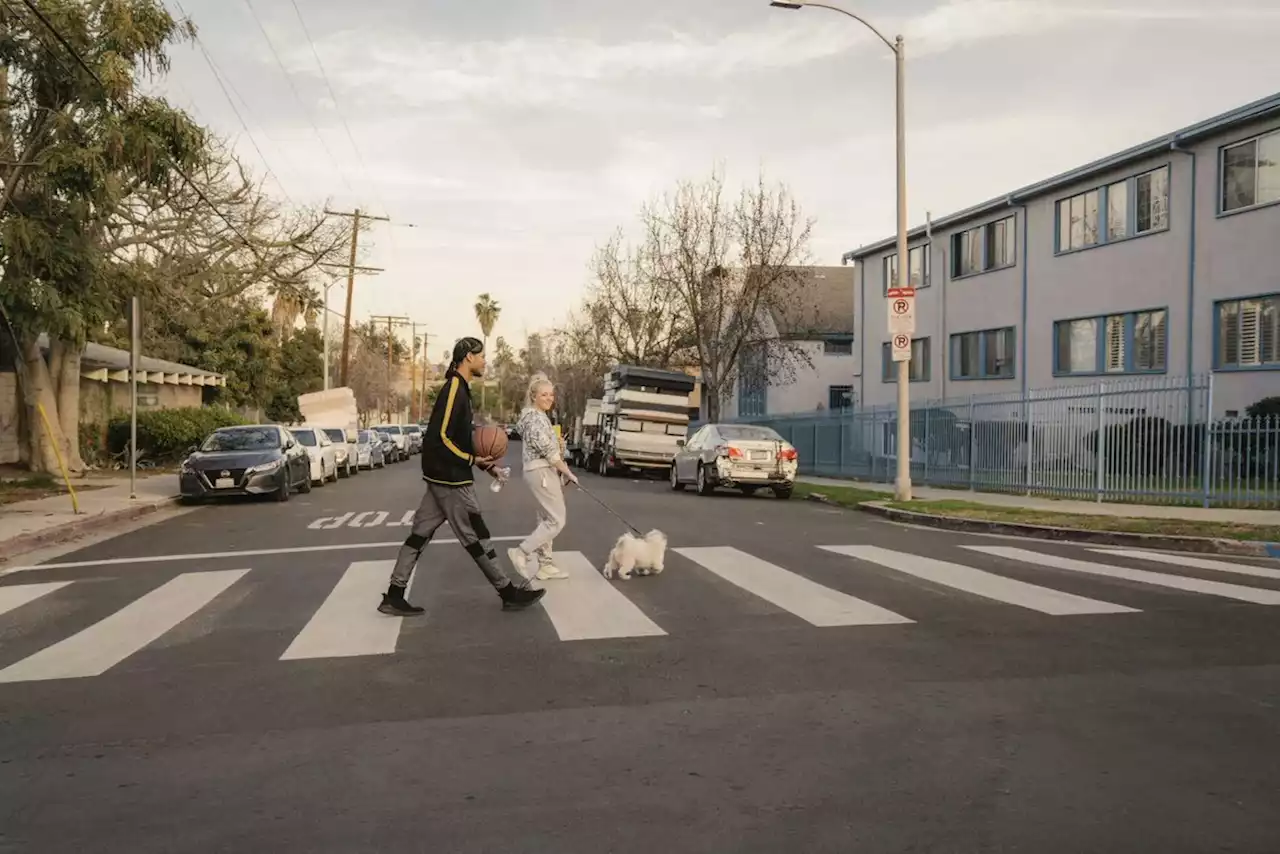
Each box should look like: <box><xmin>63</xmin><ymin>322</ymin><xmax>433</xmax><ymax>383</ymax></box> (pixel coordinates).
<box><xmin>2</xmin><ymin>448</ymin><xmax>1278</xmax><ymax>852</ymax></box>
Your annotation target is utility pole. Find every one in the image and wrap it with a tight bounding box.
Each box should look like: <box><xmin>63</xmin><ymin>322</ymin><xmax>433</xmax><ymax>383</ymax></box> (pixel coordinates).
<box><xmin>370</xmin><ymin>314</ymin><xmax>410</xmax><ymax>423</ymax></box>
<box><xmin>324</xmin><ymin>208</ymin><xmax>391</xmax><ymax>387</ymax></box>
<box><xmin>317</xmin><ymin>265</ymin><xmax>382</xmax><ymax>391</ymax></box>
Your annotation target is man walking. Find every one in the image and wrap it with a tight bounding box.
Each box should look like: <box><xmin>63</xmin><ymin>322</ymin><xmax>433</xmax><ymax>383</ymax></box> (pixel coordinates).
<box><xmin>378</xmin><ymin>336</ymin><xmax>546</xmax><ymax>616</ymax></box>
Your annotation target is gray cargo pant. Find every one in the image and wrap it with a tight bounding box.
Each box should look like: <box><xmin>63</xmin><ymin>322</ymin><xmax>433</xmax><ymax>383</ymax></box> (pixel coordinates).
<box><xmin>389</xmin><ymin>482</ymin><xmax>525</xmax><ymax>591</ymax></box>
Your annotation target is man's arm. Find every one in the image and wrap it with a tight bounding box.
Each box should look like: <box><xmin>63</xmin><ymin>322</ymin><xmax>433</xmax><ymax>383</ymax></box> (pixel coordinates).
<box><xmin>438</xmin><ymin>377</ymin><xmax>477</xmax><ymax>466</ymax></box>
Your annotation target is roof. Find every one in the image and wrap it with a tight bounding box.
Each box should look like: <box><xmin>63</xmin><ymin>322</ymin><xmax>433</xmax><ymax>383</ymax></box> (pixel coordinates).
<box><xmin>843</xmin><ymin>90</ymin><xmax>1280</xmax><ymax>262</ymax></box>
<box><xmin>769</xmin><ymin>265</ymin><xmax>856</xmax><ymax>337</ymax></box>
<box><xmin>36</xmin><ymin>333</ymin><xmax>226</xmax><ymax>383</ymax></box>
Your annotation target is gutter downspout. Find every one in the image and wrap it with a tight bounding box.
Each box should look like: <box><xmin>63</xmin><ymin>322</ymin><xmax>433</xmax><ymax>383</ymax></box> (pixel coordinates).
<box><xmin>1170</xmin><ymin>135</ymin><xmax>1197</xmax><ymax>425</ymax></box>
<box><xmin>1006</xmin><ymin>193</ymin><xmax>1029</xmax><ymax>400</ymax></box>
<box><xmin>858</xmin><ymin>256</ymin><xmax>867</xmax><ymax>409</ymax></box>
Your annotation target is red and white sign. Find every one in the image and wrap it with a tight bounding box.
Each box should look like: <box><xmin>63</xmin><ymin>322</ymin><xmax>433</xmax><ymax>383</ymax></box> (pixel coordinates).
<box><xmin>890</xmin><ymin>333</ymin><xmax>912</xmax><ymax>362</ymax></box>
<box><xmin>887</xmin><ymin>290</ymin><xmax>915</xmax><ymax>336</ymax></box>
<box><xmin>886</xmin><ymin>286</ymin><xmax>916</xmax><ymax>299</ymax></box>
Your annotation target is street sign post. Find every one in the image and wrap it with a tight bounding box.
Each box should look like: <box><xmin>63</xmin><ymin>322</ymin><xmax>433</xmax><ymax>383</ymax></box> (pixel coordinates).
<box><xmin>890</xmin><ymin>333</ymin><xmax>912</xmax><ymax>362</ymax></box>
<box><xmin>886</xmin><ymin>286</ymin><xmax>915</xmax><ymax>336</ymax></box>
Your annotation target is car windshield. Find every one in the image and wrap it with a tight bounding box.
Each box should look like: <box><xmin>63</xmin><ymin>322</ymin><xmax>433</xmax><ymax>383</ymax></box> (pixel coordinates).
<box><xmin>358</xmin><ymin>431</ymin><xmax>374</xmax><ymax>443</ymax></box>
<box><xmin>323</xmin><ymin>429</ymin><xmax>346</xmax><ymax>443</ymax></box>
<box><xmin>717</xmin><ymin>425</ymin><xmax>784</xmax><ymax>442</ymax></box>
<box><xmin>291</xmin><ymin>430</ymin><xmax>317</xmax><ymax>447</ymax></box>
<box><xmin>200</xmin><ymin>428</ymin><xmax>281</xmax><ymax>452</ymax></box>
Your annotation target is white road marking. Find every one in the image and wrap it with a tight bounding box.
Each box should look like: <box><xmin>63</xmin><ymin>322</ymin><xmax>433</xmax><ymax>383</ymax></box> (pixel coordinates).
<box><xmin>309</xmin><ymin>513</ymin><xmax>354</xmax><ymax>530</ymax></box>
<box><xmin>0</xmin><ymin>569</ymin><xmax>248</xmax><ymax>683</ymax></box>
<box><xmin>676</xmin><ymin>546</ymin><xmax>912</xmax><ymax>627</ymax></box>
<box><xmin>1089</xmin><ymin>549</ymin><xmax>1280</xmax><ymax>582</ymax></box>
<box><xmin>0</xmin><ymin>581</ymin><xmax>73</xmax><ymax>617</ymax></box>
<box><xmin>822</xmin><ymin>545</ymin><xmax>1136</xmax><ymax>616</ymax></box>
<box><xmin>966</xmin><ymin>546</ymin><xmax>1280</xmax><ymax>606</ymax></box>
<box><xmin>386</xmin><ymin>511</ymin><xmax>415</xmax><ymax>527</ymax></box>
<box><xmin>538</xmin><ymin>552</ymin><xmax>667</xmax><ymax>641</ymax></box>
<box><xmin>1</xmin><ymin>536</ymin><xmax>526</xmax><ymax>574</ymax></box>
<box><xmin>280</xmin><ymin>561</ymin><xmax>410</xmax><ymax>659</ymax></box>
<box><xmin>349</xmin><ymin>511</ymin><xmax>389</xmax><ymax>528</ymax></box>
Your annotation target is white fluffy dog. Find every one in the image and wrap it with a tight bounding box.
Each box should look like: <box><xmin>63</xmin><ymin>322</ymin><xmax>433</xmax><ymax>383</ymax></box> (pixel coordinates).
<box><xmin>602</xmin><ymin>529</ymin><xmax>668</xmax><ymax>581</ymax></box>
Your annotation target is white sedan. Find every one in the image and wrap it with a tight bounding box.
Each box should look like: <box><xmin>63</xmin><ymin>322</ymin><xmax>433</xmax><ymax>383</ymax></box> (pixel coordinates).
<box><xmin>289</xmin><ymin>427</ymin><xmax>339</xmax><ymax>486</ymax></box>
<box><xmin>670</xmin><ymin>423</ymin><xmax>798</xmax><ymax>499</ymax></box>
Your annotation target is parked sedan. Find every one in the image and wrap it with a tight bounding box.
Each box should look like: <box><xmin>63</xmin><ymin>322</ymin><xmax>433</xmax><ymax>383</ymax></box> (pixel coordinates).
<box><xmin>355</xmin><ymin>429</ymin><xmax>386</xmax><ymax>470</ymax></box>
<box><xmin>290</xmin><ymin>426</ymin><xmax>339</xmax><ymax>486</ymax></box>
<box><xmin>374</xmin><ymin>424</ymin><xmax>409</xmax><ymax>461</ymax></box>
<box><xmin>322</xmin><ymin>427</ymin><xmax>358</xmax><ymax>478</ymax></box>
<box><xmin>179</xmin><ymin>424</ymin><xmax>312</xmax><ymax>503</ymax></box>
<box><xmin>670</xmin><ymin>423</ymin><xmax>798</xmax><ymax>499</ymax></box>
<box><xmin>375</xmin><ymin>430</ymin><xmax>399</xmax><ymax>463</ymax></box>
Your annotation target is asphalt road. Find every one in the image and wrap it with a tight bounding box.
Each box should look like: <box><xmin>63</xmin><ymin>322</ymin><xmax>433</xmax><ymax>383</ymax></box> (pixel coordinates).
<box><xmin>2</xmin><ymin>445</ymin><xmax>1279</xmax><ymax>853</ymax></box>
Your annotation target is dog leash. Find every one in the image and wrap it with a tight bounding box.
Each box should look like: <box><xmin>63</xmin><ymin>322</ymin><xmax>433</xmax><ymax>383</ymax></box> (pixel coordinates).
<box><xmin>571</xmin><ymin>480</ymin><xmax>644</xmax><ymax>536</ymax></box>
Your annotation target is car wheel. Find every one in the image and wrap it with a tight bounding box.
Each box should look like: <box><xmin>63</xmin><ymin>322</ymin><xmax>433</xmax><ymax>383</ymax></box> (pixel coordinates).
<box><xmin>275</xmin><ymin>473</ymin><xmax>290</xmax><ymax>502</ymax></box>
<box><xmin>773</xmin><ymin>487</ymin><xmax>793</xmax><ymax>500</ymax></box>
<box><xmin>696</xmin><ymin>465</ymin><xmax>714</xmax><ymax>496</ymax></box>
<box><xmin>298</xmin><ymin>469</ymin><xmax>312</xmax><ymax>493</ymax></box>
<box><xmin>670</xmin><ymin>465</ymin><xmax>684</xmax><ymax>491</ymax></box>
<box><xmin>329</xmin><ymin>462</ymin><xmax>339</xmax><ymax>483</ymax></box>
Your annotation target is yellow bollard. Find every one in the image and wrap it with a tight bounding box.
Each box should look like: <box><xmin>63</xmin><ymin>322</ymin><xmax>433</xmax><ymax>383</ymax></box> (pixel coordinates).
<box><xmin>35</xmin><ymin>402</ymin><xmax>80</xmax><ymax>515</ymax></box>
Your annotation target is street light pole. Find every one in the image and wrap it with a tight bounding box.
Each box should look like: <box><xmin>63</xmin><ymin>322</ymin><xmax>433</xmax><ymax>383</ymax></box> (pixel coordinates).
<box><xmin>769</xmin><ymin>0</ymin><xmax>912</xmax><ymax>500</ymax></box>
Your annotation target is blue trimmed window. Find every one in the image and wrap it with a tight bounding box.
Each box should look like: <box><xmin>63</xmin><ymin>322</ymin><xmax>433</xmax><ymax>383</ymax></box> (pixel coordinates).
<box><xmin>1215</xmin><ymin>294</ymin><xmax>1279</xmax><ymax>370</ymax></box>
<box><xmin>951</xmin><ymin>327</ymin><xmax>1016</xmax><ymax>380</ymax></box>
<box><xmin>1221</xmin><ymin>129</ymin><xmax>1280</xmax><ymax>214</ymax></box>
<box><xmin>1053</xmin><ymin>309</ymin><xmax>1167</xmax><ymax>376</ymax></box>
<box><xmin>1055</xmin><ymin>165</ymin><xmax>1169</xmax><ymax>253</ymax></box>
<box><xmin>950</xmin><ymin>216</ymin><xmax>1015</xmax><ymax>278</ymax></box>
<box><xmin>828</xmin><ymin>385</ymin><xmax>853</xmax><ymax>410</ymax></box>
<box><xmin>883</xmin><ymin>244</ymin><xmax>931</xmax><ymax>292</ymax></box>
<box><xmin>881</xmin><ymin>337</ymin><xmax>930</xmax><ymax>382</ymax></box>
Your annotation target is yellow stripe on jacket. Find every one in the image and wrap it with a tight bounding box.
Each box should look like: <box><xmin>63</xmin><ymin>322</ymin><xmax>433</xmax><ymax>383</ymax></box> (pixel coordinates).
<box><xmin>439</xmin><ymin>376</ymin><xmax>473</xmax><ymax>463</ymax></box>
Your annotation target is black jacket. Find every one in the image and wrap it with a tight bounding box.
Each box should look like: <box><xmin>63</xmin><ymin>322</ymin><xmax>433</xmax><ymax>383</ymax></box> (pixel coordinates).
<box><xmin>421</xmin><ymin>370</ymin><xmax>481</xmax><ymax>486</ymax></box>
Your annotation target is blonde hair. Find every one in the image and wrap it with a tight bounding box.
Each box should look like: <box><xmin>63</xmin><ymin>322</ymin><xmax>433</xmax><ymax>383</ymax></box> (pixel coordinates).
<box><xmin>525</xmin><ymin>372</ymin><xmax>554</xmax><ymax>409</ymax></box>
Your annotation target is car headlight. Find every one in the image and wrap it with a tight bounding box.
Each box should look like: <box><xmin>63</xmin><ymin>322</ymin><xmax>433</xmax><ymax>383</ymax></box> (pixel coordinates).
<box><xmin>246</xmin><ymin>459</ymin><xmax>284</xmax><ymax>475</ymax></box>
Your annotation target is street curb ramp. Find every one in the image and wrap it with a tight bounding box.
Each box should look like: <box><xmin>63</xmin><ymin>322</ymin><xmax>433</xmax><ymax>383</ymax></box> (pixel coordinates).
<box><xmin>851</xmin><ymin>499</ymin><xmax>1280</xmax><ymax>559</ymax></box>
<box><xmin>0</xmin><ymin>495</ymin><xmax>181</xmax><ymax>565</ymax></box>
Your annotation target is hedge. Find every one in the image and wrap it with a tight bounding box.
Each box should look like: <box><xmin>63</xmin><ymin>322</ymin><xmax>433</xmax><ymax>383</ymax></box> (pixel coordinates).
<box><xmin>107</xmin><ymin>407</ymin><xmax>250</xmax><ymax>461</ymax></box>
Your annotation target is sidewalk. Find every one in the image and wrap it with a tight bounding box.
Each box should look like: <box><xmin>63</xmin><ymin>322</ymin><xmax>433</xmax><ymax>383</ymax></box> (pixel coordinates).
<box><xmin>798</xmin><ymin>476</ymin><xmax>1280</xmax><ymax>525</ymax></box>
<box><xmin>0</xmin><ymin>474</ymin><xmax>180</xmax><ymax>563</ymax></box>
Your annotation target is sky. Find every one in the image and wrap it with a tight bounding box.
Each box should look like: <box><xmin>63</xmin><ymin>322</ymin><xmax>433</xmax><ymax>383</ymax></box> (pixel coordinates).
<box><xmin>154</xmin><ymin>0</ymin><xmax>1280</xmax><ymax>358</ymax></box>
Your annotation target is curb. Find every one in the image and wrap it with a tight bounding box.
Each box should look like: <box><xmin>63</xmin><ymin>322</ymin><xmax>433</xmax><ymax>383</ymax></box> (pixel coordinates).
<box><xmin>849</xmin><ymin>500</ymin><xmax>1280</xmax><ymax>558</ymax></box>
<box><xmin>0</xmin><ymin>496</ymin><xmax>181</xmax><ymax>565</ymax></box>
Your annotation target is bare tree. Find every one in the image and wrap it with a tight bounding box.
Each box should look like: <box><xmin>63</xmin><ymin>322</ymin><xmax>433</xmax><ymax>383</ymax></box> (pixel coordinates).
<box><xmin>639</xmin><ymin>167</ymin><xmax>819</xmax><ymax>421</ymax></box>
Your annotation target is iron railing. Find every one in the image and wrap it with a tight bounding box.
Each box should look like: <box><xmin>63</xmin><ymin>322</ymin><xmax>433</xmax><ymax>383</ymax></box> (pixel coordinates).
<box><xmin>727</xmin><ymin>374</ymin><xmax>1280</xmax><ymax>508</ymax></box>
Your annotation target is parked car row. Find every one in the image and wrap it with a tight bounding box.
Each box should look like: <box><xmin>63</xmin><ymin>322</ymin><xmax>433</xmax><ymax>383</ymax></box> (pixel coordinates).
<box><xmin>178</xmin><ymin>421</ymin><xmax>424</xmax><ymax>504</ymax></box>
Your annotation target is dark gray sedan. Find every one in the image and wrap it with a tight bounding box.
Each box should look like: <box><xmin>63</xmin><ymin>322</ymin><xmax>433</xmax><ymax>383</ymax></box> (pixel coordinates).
<box><xmin>179</xmin><ymin>425</ymin><xmax>312</xmax><ymax>503</ymax></box>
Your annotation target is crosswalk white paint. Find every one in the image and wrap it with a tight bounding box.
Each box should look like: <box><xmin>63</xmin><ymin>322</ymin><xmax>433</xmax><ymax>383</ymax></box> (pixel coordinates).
<box><xmin>0</xmin><ymin>569</ymin><xmax>248</xmax><ymax>683</ymax></box>
<box><xmin>677</xmin><ymin>546</ymin><xmax>913</xmax><ymax>627</ymax></box>
<box><xmin>538</xmin><ymin>552</ymin><xmax>667</xmax><ymax>641</ymax></box>
<box><xmin>0</xmin><ymin>581</ymin><xmax>72</xmax><ymax>617</ymax></box>
<box><xmin>280</xmin><ymin>561</ymin><xmax>410</xmax><ymax>660</ymax></box>
<box><xmin>966</xmin><ymin>547</ymin><xmax>1280</xmax><ymax>606</ymax></box>
<box><xmin>1089</xmin><ymin>549</ymin><xmax>1280</xmax><ymax>582</ymax></box>
<box><xmin>821</xmin><ymin>545</ymin><xmax>1138</xmax><ymax>616</ymax></box>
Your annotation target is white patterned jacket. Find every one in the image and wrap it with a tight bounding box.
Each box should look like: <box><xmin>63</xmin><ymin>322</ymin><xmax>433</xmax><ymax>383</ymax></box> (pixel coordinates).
<box><xmin>516</xmin><ymin>407</ymin><xmax>560</xmax><ymax>471</ymax></box>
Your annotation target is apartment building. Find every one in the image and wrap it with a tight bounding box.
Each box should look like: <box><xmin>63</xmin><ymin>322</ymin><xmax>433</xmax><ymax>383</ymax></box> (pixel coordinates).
<box><xmin>845</xmin><ymin>91</ymin><xmax>1280</xmax><ymax>418</ymax></box>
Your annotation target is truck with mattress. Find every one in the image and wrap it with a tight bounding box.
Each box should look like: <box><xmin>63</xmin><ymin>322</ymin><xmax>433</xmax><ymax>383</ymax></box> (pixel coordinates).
<box><xmin>586</xmin><ymin>365</ymin><xmax>697</xmax><ymax>477</ymax></box>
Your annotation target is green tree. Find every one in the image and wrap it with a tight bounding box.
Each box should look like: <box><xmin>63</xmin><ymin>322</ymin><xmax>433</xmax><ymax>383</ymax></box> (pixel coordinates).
<box><xmin>473</xmin><ymin>292</ymin><xmax>500</xmax><ymax>413</ymax></box>
<box><xmin>0</xmin><ymin>0</ymin><xmax>206</xmax><ymax>473</ymax></box>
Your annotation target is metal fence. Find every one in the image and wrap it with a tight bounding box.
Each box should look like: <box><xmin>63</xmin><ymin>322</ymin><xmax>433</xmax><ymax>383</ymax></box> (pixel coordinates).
<box><xmin>729</xmin><ymin>374</ymin><xmax>1280</xmax><ymax>509</ymax></box>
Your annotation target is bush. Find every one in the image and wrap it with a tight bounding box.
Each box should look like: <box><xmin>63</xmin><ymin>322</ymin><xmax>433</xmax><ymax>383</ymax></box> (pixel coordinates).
<box><xmin>107</xmin><ymin>407</ymin><xmax>249</xmax><ymax>461</ymax></box>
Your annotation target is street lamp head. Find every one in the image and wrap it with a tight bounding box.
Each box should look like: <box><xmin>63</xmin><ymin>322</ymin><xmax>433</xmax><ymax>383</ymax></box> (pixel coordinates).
<box><xmin>769</xmin><ymin>1</ymin><xmax>804</xmax><ymax>8</ymax></box>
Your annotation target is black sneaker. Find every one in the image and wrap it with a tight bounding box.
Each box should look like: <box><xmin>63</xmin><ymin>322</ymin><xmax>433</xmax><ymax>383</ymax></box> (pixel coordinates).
<box><xmin>378</xmin><ymin>584</ymin><xmax>425</xmax><ymax>616</ymax></box>
<box><xmin>499</xmin><ymin>583</ymin><xmax>546</xmax><ymax>611</ymax></box>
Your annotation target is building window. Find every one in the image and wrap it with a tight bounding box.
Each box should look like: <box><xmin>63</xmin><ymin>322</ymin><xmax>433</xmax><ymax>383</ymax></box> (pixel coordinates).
<box><xmin>828</xmin><ymin>385</ymin><xmax>853</xmax><ymax>410</ymax></box>
<box><xmin>951</xmin><ymin>327</ymin><xmax>1016</xmax><ymax>380</ymax></box>
<box><xmin>823</xmin><ymin>338</ymin><xmax>854</xmax><ymax>356</ymax></box>
<box><xmin>950</xmin><ymin>217</ymin><xmax>1014</xmax><ymax>278</ymax></box>
<box><xmin>1222</xmin><ymin>129</ymin><xmax>1280</xmax><ymax>214</ymax></box>
<box><xmin>884</xmin><ymin>244</ymin><xmax>930</xmax><ymax>290</ymax></box>
<box><xmin>1053</xmin><ymin>309</ymin><xmax>1167</xmax><ymax>375</ymax></box>
<box><xmin>1216</xmin><ymin>295</ymin><xmax>1279</xmax><ymax>369</ymax></box>
<box><xmin>1056</xmin><ymin>166</ymin><xmax>1169</xmax><ymax>253</ymax></box>
<box><xmin>881</xmin><ymin>337</ymin><xmax>931</xmax><ymax>382</ymax></box>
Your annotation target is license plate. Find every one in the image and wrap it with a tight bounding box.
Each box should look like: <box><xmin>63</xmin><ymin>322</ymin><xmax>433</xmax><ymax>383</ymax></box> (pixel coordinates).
<box><xmin>214</xmin><ymin>477</ymin><xmax>235</xmax><ymax>489</ymax></box>
<box><xmin>750</xmin><ymin>450</ymin><xmax>769</xmax><ymax>461</ymax></box>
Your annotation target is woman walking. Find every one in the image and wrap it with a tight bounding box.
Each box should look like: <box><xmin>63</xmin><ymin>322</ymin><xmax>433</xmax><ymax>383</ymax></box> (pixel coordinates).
<box><xmin>507</xmin><ymin>373</ymin><xmax>578</xmax><ymax>582</ymax></box>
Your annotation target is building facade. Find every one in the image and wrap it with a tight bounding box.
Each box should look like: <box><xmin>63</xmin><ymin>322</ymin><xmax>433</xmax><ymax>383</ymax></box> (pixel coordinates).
<box><xmin>846</xmin><ymin>91</ymin><xmax>1280</xmax><ymax>418</ymax></box>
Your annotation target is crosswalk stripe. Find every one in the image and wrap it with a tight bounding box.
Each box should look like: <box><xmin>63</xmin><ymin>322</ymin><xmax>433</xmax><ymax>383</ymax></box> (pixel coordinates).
<box><xmin>0</xmin><ymin>569</ymin><xmax>248</xmax><ymax>683</ymax></box>
<box><xmin>1089</xmin><ymin>549</ymin><xmax>1280</xmax><ymax>582</ymax></box>
<box><xmin>0</xmin><ymin>581</ymin><xmax>72</xmax><ymax>618</ymax></box>
<box><xmin>821</xmin><ymin>545</ymin><xmax>1138</xmax><ymax>616</ymax></box>
<box><xmin>280</xmin><ymin>561</ymin><xmax>408</xmax><ymax>660</ymax></box>
<box><xmin>676</xmin><ymin>546</ymin><xmax>912</xmax><ymax>627</ymax></box>
<box><xmin>965</xmin><ymin>547</ymin><xmax>1280</xmax><ymax>606</ymax></box>
<box><xmin>539</xmin><ymin>552</ymin><xmax>667</xmax><ymax>641</ymax></box>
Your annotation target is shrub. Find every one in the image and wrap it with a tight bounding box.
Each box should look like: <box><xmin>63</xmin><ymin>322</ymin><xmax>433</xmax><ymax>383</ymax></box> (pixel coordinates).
<box><xmin>107</xmin><ymin>407</ymin><xmax>249</xmax><ymax>461</ymax></box>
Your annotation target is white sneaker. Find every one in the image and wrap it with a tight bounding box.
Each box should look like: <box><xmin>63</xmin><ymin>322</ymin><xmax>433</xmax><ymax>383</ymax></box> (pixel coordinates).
<box><xmin>507</xmin><ymin>547</ymin><xmax>535</xmax><ymax>581</ymax></box>
<box><xmin>536</xmin><ymin>564</ymin><xmax>569</xmax><ymax>580</ymax></box>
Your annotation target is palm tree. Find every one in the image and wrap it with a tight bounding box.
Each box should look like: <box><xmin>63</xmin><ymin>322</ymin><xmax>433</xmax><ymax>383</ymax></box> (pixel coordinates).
<box><xmin>474</xmin><ymin>293</ymin><xmax>501</xmax><ymax>412</ymax></box>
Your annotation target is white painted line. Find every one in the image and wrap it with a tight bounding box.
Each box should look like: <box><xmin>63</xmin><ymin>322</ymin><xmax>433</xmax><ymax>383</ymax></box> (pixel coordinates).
<box><xmin>280</xmin><ymin>561</ymin><xmax>409</xmax><ymax>660</ymax></box>
<box><xmin>0</xmin><ymin>581</ymin><xmax>73</xmax><ymax>617</ymax></box>
<box><xmin>538</xmin><ymin>552</ymin><xmax>667</xmax><ymax>641</ymax></box>
<box><xmin>1089</xmin><ymin>549</ymin><xmax>1280</xmax><ymax>582</ymax></box>
<box><xmin>0</xmin><ymin>536</ymin><xmax>525</xmax><ymax>574</ymax></box>
<box><xmin>676</xmin><ymin>546</ymin><xmax>912</xmax><ymax>627</ymax></box>
<box><xmin>822</xmin><ymin>545</ymin><xmax>1136</xmax><ymax>616</ymax></box>
<box><xmin>965</xmin><ymin>546</ymin><xmax>1280</xmax><ymax>606</ymax></box>
<box><xmin>0</xmin><ymin>569</ymin><xmax>248</xmax><ymax>683</ymax></box>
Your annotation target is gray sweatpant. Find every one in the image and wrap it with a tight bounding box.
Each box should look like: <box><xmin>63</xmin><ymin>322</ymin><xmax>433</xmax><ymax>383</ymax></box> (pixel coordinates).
<box><xmin>518</xmin><ymin>467</ymin><xmax>567</xmax><ymax>562</ymax></box>
<box><xmin>389</xmin><ymin>482</ymin><xmax>524</xmax><ymax>591</ymax></box>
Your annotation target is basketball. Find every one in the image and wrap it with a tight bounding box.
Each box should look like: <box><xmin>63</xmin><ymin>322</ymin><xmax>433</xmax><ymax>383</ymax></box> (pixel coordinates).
<box><xmin>472</xmin><ymin>424</ymin><xmax>508</xmax><ymax>461</ymax></box>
